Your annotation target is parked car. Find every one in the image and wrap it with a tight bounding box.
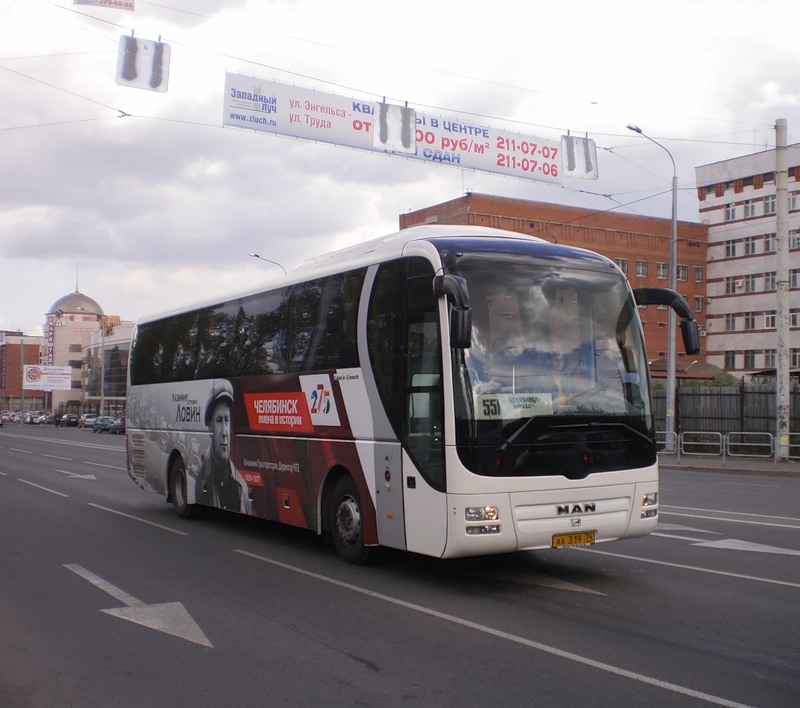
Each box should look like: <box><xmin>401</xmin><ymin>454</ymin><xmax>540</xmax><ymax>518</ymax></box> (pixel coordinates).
<box><xmin>78</xmin><ymin>414</ymin><xmax>98</xmax><ymax>429</ymax></box>
<box><xmin>108</xmin><ymin>417</ymin><xmax>126</xmax><ymax>435</ymax></box>
<box><xmin>92</xmin><ymin>416</ymin><xmax>115</xmax><ymax>433</ymax></box>
<box><xmin>59</xmin><ymin>413</ymin><xmax>79</xmax><ymax>427</ymax></box>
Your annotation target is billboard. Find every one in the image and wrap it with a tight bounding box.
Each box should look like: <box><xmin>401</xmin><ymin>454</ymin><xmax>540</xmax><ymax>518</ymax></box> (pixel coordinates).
<box><xmin>23</xmin><ymin>366</ymin><xmax>72</xmax><ymax>391</ymax></box>
<box><xmin>74</xmin><ymin>1</ymin><xmax>134</xmax><ymax>9</ymax></box>
<box><xmin>223</xmin><ymin>73</ymin><xmax>598</xmax><ymax>183</ymax></box>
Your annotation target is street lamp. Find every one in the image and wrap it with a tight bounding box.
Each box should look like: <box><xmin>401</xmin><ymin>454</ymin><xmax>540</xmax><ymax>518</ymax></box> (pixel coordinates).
<box><xmin>627</xmin><ymin>124</ymin><xmax>679</xmax><ymax>452</ymax></box>
<box><xmin>77</xmin><ymin>306</ymin><xmax>105</xmax><ymax>415</ymax></box>
<box><xmin>249</xmin><ymin>253</ymin><xmax>286</xmax><ymax>275</ymax></box>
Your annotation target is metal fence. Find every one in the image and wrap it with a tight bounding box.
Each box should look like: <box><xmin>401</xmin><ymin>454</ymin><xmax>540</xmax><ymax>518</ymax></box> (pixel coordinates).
<box><xmin>652</xmin><ymin>383</ymin><xmax>800</xmax><ymax>461</ymax></box>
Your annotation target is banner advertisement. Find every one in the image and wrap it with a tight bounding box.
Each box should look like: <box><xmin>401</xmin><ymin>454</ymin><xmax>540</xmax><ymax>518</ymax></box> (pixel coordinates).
<box><xmin>223</xmin><ymin>73</ymin><xmax>598</xmax><ymax>183</ymax></box>
<box><xmin>23</xmin><ymin>366</ymin><xmax>72</xmax><ymax>391</ymax></box>
<box><xmin>74</xmin><ymin>1</ymin><xmax>135</xmax><ymax>10</ymax></box>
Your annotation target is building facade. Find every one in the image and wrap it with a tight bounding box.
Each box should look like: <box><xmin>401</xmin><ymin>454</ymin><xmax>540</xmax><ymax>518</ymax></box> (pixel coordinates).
<box><xmin>399</xmin><ymin>193</ymin><xmax>709</xmax><ymax>369</ymax></box>
<box><xmin>696</xmin><ymin>147</ymin><xmax>800</xmax><ymax>377</ymax></box>
<box><xmin>0</xmin><ymin>331</ymin><xmax>46</xmax><ymax>413</ymax></box>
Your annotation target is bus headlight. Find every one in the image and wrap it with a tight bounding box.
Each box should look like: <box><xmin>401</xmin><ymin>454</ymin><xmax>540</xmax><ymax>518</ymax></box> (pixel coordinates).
<box><xmin>465</xmin><ymin>506</ymin><xmax>499</xmax><ymax>522</ymax></box>
<box><xmin>641</xmin><ymin>492</ymin><xmax>658</xmax><ymax>519</ymax></box>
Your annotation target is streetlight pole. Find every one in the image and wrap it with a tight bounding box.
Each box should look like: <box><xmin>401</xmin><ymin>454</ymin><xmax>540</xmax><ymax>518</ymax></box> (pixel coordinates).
<box><xmin>249</xmin><ymin>253</ymin><xmax>287</xmax><ymax>275</ymax></box>
<box><xmin>627</xmin><ymin>124</ymin><xmax>679</xmax><ymax>452</ymax></box>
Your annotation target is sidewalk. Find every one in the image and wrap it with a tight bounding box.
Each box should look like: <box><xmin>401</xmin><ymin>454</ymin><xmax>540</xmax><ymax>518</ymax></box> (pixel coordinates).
<box><xmin>659</xmin><ymin>452</ymin><xmax>799</xmax><ymax>477</ymax></box>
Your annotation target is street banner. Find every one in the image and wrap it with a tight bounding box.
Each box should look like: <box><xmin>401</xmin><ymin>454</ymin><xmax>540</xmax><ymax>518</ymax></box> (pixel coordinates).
<box><xmin>74</xmin><ymin>1</ymin><xmax>135</xmax><ymax>10</ymax></box>
<box><xmin>223</xmin><ymin>72</ymin><xmax>598</xmax><ymax>183</ymax></box>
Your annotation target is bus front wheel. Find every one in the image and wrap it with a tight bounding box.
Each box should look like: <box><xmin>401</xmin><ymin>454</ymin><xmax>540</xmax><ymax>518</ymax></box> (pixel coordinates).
<box><xmin>170</xmin><ymin>457</ymin><xmax>195</xmax><ymax>519</ymax></box>
<box><xmin>329</xmin><ymin>476</ymin><xmax>375</xmax><ymax>565</ymax></box>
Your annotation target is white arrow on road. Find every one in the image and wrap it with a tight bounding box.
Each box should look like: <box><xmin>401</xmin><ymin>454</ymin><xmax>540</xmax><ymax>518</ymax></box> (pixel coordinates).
<box><xmin>654</xmin><ymin>524</ymin><xmax>800</xmax><ymax>556</ymax></box>
<box><xmin>57</xmin><ymin>469</ymin><xmax>96</xmax><ymax>480</ymax></box>
<box><xmin>65</xmin><ymin>563</ymin><xmax>213</xmax><ymax>648</ymax></box>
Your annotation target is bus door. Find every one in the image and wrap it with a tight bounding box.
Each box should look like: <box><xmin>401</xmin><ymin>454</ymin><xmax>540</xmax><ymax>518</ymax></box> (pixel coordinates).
<box><xmin>367</xmin><ymin>257</ymin><xmax>447</xmax><ymax>556</ymax></box>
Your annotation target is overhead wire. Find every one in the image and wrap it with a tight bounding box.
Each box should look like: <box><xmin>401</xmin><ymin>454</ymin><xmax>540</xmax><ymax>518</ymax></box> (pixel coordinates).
<box><xmin>1</xmin><ymin>0</ymin><xmax>782</xmax><ymax>217</ymax></box>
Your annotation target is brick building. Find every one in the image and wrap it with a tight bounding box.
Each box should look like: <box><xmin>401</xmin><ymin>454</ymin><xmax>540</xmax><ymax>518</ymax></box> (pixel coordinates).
<box><xmin>0</xmin><ymin>331</ymin><xmax>46</xmax><ymax>413</ymax></box>
<box><xmin>399</xmin><ymin>193</ymin><xmax>708</xmax><ymax>369</ymax></box>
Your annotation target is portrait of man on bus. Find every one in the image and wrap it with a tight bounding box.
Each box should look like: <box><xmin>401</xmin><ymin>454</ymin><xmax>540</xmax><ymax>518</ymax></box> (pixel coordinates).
<box><xmin>196</xmin><ymin>380</ymin><xmax>252</xmax><ymax>514</ymax></box>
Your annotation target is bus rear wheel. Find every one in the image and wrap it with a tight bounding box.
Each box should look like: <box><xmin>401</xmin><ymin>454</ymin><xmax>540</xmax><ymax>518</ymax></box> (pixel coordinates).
<box><xmin>329</xmin><ymin>476</ymin><xmax>375</xmax><ymax>565</ymax></box>
<box><xmin>170</xmin><ymin>457</ymin><xmax>195</xmax><ymax>519</ymax></box>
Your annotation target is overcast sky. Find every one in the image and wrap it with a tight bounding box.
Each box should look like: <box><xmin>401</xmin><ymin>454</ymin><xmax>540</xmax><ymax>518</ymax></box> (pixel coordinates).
<box><xmin>3</xmin><ymin>0</ymin><xmax>800</xmax><ymax>336</ymax></box>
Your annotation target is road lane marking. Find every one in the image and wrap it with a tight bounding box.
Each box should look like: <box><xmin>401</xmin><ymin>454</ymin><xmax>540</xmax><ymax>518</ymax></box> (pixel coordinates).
<box><xmin>84</xmin><ymin>461</ymin><xmax>126</xmax><ymax>470</ymax></box>
<box><xmin>42</xmin><ymin>454</ymin><xmax>72</xmax><ymax>461</ymax></box>
<box><xmin>660</xmin><ymin>510</ymin><xmax>800</xmax><ymax>530</ymax></box>
<box><xmin>10</xmin><ymin>447</ymin><xmax>33</xmax><ymax>454</ymax></box>
<box><xmin>577</xmin><ymin>547</ymin><xmax>800</xmax><ymax>589</ymax></box>
<box><xmin>64</xmin><ymin>564</ymin><xmax>212</xmax><ymax>648</ymax></box>
<box><xmin>88</xmin><ymin>503</ymin><xmax>189</xmax><ymax>536</ymax></box>
<box><xmin>0</xmin><ymin>430</ymin><xmax>122</xmax><ymax>452</ymax></box>
<box><xmin>234</xmin><ymin>549</ymin><xmax>750</xmax><ymax>708</ymax></box>
<box><xmin>18</xmin><ymin>479</ymin><xmax>69</xmax><ymax>497</ymax></box>
<box><xmin>57</xmin><ymin>469</ymin><xmax>96</xmax><ymax>480</ymax></box>
<box><xmin>663</xmin><ymin>505</ymin><xmax>800</xmax><ymax>523</ymax></box>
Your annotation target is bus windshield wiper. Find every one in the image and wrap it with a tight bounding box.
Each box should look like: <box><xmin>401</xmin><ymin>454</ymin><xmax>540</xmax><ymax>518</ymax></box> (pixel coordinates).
<box><xmin>549</xmin><ymin>420</ymin><xmax>653</xmax><ymax>445</ymax></box>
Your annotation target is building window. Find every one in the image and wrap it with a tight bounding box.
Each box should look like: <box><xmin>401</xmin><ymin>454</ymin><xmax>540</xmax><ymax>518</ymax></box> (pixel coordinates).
<box><xmin>615</xmin><ymin>258</ymin><xmax>628</xmax><ymax>274</ymax></box>
<box><xmin>725</xmin><ymin>276</ymin><xmax>737</xmax><ymax>294</ymax></box>
<box><xmin>790</xmin><ymin>193</ymin><xmax>798</xmax><ymax>211</ymax></box>
<box><xmin>790</xmin><ymin>230</ymin><xmax>800</xmax><ymax>249</ymax></box>
<box><xmin>765</xmin><ymin>271</ymin><xmax>777</xmax><ymax>290</ymax></box>
<box><xmin>744</xmin><ymin>236</ymin><xmax>757</xmax><ymax>255</ymax></box>
<box><xmin>743</xmin><ymin>199</ymin><xmax>756</xmax><ymax>218</ymax></box>
<box><xmin>694</xmin><ymin>266</ymin><xmax>704</xmax><ymax>284</ymax></box>
<box><xmin>764</xmin><ymin>349</ymin><xmax>776</xmax><ymax>367</ymax></box>
<box><xmin>676</xmin><ymin>264</ymin><xmax>688</xmax><ymax>282</ymax></box>
<box><xmin>725</xmin><ymin>240</ymin><xmax>737</xmax><ymax>257</ymax></box>
<box><xmin>635</xmin><ymin>260</ymin><xmax>648</xmax><ymax>277</ymax></box>
<box><xmin>792</xmin><ymin>349</ymin><xmax>800</xmax><ymax>368</ymax></box>
<box><xmin>764</xmin><ymin>232</ymin><xmax>776</xmax><ymax>252</ymax></box>
<box><xmin>743</xmin><ymin>350</ymin><xmax>756</xmax><ymax>369</ymax></box>
<box><xmin>656</xmin><ymin>262</ymin><xmax>668</xmax><ymax>280</ymax></box>
<box><xmin>791</xmin><ymin>311</ymin><xmax>799</xmax><ymax>327</ymax></box>
<box><xmin>694</xmin><ymin>296</ymin><xmax>703</xmax><ymax>313</ymax></box>
<box><xmin>725</xmin><ymin>313</ymin><xmax>737</xmax><ymax>331</ymax></box>
<box><xmin>725</xmin><ymin>204</ymin><xmax>737</xmax><ymax>221</ymax></box>
<box><xmin>744</xmin><ymin>312</ymin><xmax>755</xmax><ymax>330</ymax></box>
<box><xmin>765</xmin><ymin>311</ymin><xmax>776</xmax><ymax>329</ymax></box>
<box><xmin>764</xmin><ymin>194</ymin><xmax>777</xmax><ymax>215</ymax></box>
<box><xmin>725</xmin><ymin>351</ymin><xmax>736</xmax><ymax>369</ymax></box>
<box><xmin>791</xmin><ymin>269</ymin><xmax>799</xmax><ymax>288</ymax></box>
<box><xmin>744</xmin><ymin>274</ymin><xmax>757</xmax><ymax>292</ymax></box>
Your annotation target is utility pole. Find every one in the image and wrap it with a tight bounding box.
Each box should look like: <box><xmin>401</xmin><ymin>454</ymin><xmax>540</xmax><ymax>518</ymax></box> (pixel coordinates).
<box><xmin>774</xmin><ymin>119</ymin><xmax>791</xmax><ymax>460</ymax></box>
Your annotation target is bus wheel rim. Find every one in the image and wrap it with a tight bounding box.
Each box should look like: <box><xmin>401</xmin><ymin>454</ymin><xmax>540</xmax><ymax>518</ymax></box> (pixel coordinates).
<box><xmin>335</xmin><ymin>495</ymin><xmax>361</xmax><ymax>546</ymax></box>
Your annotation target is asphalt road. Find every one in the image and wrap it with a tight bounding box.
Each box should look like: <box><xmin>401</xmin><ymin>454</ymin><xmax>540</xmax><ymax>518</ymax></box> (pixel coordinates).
<box><xmin>1</xmin><ymin>425</ymin><xmax>798</xmax><ymax>707</ymax></box>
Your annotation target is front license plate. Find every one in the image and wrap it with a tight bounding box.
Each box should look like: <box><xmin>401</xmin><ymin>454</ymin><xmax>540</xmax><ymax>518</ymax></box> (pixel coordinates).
<box><xmin>552</xmin><ymin>531</ymin><xmax>596</xmax><ymax>548</ymax></box>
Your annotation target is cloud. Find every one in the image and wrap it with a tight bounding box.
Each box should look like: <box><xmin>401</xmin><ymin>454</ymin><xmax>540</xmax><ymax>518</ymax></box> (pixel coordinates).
<box><xmin>3</xmin><ymin>0</ymin><xmax>800</xmax><ymax>337</ymax></box>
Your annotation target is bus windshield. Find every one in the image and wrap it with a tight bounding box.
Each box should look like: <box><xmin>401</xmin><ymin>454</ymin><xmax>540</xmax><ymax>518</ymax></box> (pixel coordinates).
<box><xmin>448</xmin><ymin>250</ymin><xmax>655</xmax><ymax>479</ymax></box>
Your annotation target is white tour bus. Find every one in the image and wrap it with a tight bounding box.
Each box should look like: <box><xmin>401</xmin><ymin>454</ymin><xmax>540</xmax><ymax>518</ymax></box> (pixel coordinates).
<box><xmin>126</xmin><ymin>225</ymin><xmax>699</xmax><ymax>563</ymax></box>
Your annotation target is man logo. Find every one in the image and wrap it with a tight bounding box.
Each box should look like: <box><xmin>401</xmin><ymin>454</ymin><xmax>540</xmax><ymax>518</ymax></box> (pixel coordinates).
<box><xmin>556</xmin><ymin>503</ymin><xmax>597</xmax><ymax>515</ymax></box>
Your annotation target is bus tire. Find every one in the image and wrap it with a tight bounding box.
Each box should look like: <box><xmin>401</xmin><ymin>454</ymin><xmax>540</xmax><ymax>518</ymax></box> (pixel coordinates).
<box><xmin>329</xmin><ymin>475</ymin><xmax>375</xmax><ymax>565</ymax></box>
<box><xmin>170</xmin><ymin>457</ymin><xmax>195</xmax><ymax>519</ymax></box>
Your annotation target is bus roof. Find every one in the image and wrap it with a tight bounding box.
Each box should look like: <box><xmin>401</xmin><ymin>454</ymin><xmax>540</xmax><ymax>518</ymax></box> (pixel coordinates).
<box><xmin>136</xmin><ymin>225</ymin><xmax>611</xmax><ymax>325</ymax></box>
